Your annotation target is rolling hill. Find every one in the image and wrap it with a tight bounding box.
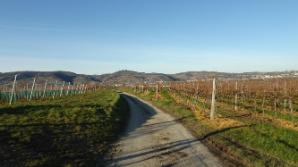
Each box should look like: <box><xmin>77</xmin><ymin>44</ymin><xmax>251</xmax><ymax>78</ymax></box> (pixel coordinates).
<box><xmin>0</xmin><ymin>70</ymin><xmax>297</xmax><ymax>85</ymax></box>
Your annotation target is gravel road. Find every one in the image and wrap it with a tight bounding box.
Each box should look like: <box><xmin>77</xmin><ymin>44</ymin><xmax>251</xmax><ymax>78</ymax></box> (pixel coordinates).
<box><xmin>107</xmin><ymin>93</ymin><xmax>222</xmax><ymax>167</ymax></box>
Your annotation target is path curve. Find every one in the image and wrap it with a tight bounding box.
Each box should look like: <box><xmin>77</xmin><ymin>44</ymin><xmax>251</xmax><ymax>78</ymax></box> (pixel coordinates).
<box><xmin>107</xmin><ymin>93</ymin><xmax>222</xmax><ymax>167</ymax></box>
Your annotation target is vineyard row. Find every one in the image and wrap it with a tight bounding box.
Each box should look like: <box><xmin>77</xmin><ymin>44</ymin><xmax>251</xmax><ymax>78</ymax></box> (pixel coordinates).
<box><xmin>0</xmin><ymin>75</ymin><xmax>97</xmax><ymax>105</ymax></box>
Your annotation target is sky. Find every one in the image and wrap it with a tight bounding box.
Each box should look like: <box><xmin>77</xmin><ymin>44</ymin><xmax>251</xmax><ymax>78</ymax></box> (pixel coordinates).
<box><xmin>0</xmin><ymin>0</ymin><xmax>297</xmax><ymax>74</ymax></box>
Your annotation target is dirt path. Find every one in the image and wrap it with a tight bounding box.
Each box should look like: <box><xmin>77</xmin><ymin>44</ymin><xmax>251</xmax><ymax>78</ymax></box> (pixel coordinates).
<box><xmin>107</xmin><ymin>93</ymin><xmax>222</xmax><ymax>167</ymax></box>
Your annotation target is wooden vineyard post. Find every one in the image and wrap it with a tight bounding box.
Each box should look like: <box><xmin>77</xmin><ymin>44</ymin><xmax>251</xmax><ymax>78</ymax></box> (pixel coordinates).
<box><xmin>78</xmin><ymin>84</ymin><xmax>81</xmax><ymax>94</ymax></box>
<box><xmin>42</xmin><ymin>80</ymin><xmax>48</xmax><ymax>98</ymax></box>
<box><xmin>288</xmin><ymin>81</ymin><xmax>294</xmax><ymax>121</ymax></box>
<box><xmin>75</xmin><ymin>84</ymin><xmax>80</xmax><ymax>94</ymax></box>
<box><xmin>29</xmin><ymin>77</ymin><xmax>36</xmax><ymax>101</ymax></box>
<box><xmin>283</xmin><ymin>99</ymin><xmax>287</xmax><ymax>112</ymax></box>
<box><xmin>66</xmin><ymin>82</ymin><xmax>70</xmax><ymax>95</ymax></box>
<box><xmin>83</xmin><ymin>84</ymin><xmax>87</xmax><ymax>94</ymax></box>
<box><xmin>155</xmin><ymin>83</ymin><xmax>159</xmax><ymax>99</ymax></box>
<box><xmin>73</xmin><ymin>84</ymin><xmax>77</xmax><ymax>95</ymax></box>
<box><xmin>79</xmin><ymin>84</ymin><xmax>83</xmax><ymax>94</ymax></box>
<box><xmin>52</xmin><ymin>81</ymin><xmax>58</xmax><ymax>99</ymax></box>
<box><xmin>80</xmin><ymin>84</ymin><xmax>84</xmax><ymax>94</ymax></box>
<box><xmin>80</xmin><ymin>84</ymin><xmax>83</xmax><ymax>94</ymax></box>
<box><xmin>155</xmin><ymin>84</ymin><xmax>159</xmax><ymax>99</ymax></box>
<box><xmin>254</xmin><ymin>96</ymin><xmax>257</xmax><ymax>112</ymax></box>
<box><xmin>60</xmin><ymin>81</ymin><xmax>65</xmax><ymax>97</ymax></box>
<box><xmin>262</xmin><ymin>92</ymin><xmax>266</xmax><ymax>118</ymax></box>
<box><xmin>70</xmin><ymin>84</ymin><xmax>73</xmax><ymax>95</ymax></box>
<box><xmin>26</xmin><ymin>83</ymin><xmax>29</xmax><ymax>100</ymax></box>
<box><xmin>289</xmin><ymin>98</ymin><xmax>293</xmax><ymax>120</ymax></box>
<box><xmin>273</xmin><ymin>82</ymin><xmax>278</xmax><ymax>115</ymax></box>
<box><xmin>73</xmin><ymin>84</ymin><xmax>76</xmax><ymax>95</ymax></box>
<box><xmin>9</xmin><ymin>74</ymin><xmax>17</xmax><ymax>105</ymax></box>
<box><xmin>22</xmin><ymin>85</ymin><xmax>26</xmax><ymax>99</ymax></box>
<box><xmin>210</xmin><ymin>78</ymin><xmax>216</xmax><ymax>120</ymax></box>
<box><xmin>235</xmin><ymin>81</ymin><xmax>238</xmax><ymax>111</ymax></box>
<box><xmin>77</xmin><ymin>84</ymin><xmax>80</xmax><ymax>94</ymax></box>
<box><xmin>141</xmin><ymin>85</ymin><xmax>144</xmax><ymax>93</ymax></box>
<box><xmin>274</xmin><ymin>98</ymin><xmax>277</xmax><ymax>112</ymax></box>
<box><xmin>195</xmin><ymin>83</ymin><xmax>199</xmax><ymax>100</ymax></box>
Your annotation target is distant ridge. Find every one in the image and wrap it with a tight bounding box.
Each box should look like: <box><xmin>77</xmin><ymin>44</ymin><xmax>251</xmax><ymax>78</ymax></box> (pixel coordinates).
<box><xmin>96</xmin><ymin>70</ymin><xmax>178</xmax><ymax>85</ymax></box>
<box><xmin>0</xmin><ymin>70</ymin><xmax>297</xmax><ymax>85</ymax></box>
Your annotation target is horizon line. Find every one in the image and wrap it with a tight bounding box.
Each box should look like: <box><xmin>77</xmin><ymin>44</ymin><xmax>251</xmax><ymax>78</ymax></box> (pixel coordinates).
<box><xmin>1</xmin><ymin>69</ymin><xmax>298</xmax><ymax>76</ymax></box>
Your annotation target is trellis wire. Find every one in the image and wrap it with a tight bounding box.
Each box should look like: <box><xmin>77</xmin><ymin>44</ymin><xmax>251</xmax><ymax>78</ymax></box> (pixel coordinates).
<box><xmin>0</xmin><ymin>75</ymin><xmax>97</xmax><ymax>105</ymax></box>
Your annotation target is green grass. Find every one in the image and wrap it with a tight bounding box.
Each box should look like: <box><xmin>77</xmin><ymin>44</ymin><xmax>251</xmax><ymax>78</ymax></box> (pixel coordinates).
<box><xmin>127</xmin><ymin>89</ymin><xmax>298</xmax><ymax>167</ymax></box>
<box><xmin>222</xmin><ymin>124</ymin><xmax>298</xmax><ymax>166</ymax></box>
<box><xmin>0</xmin><ymin>89</ymin><xmax>129</xmax><ymax>167</ymax></box>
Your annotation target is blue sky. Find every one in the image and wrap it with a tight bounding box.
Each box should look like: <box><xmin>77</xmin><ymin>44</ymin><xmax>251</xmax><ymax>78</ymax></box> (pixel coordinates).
<box><xmin>0</xmin><ymin>0</ymin><xmax>297</xmax><ymax>74</ymax></box>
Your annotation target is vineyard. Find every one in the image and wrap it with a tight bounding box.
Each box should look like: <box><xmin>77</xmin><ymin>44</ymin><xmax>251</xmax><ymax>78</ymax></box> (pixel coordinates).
<box><xmin>0</xmin><ymin>75</ymin><xmax>97</xmax><ymax>105</ymax></box>
<box><xmin>129</xmin><ymin>78</ymin><xmax>298</xmax><ymax>167</ymax></box>
<box><xmin>1</xmin><ymin>73</ymin><xmax>298</xmax><ymax>166</ymax></box>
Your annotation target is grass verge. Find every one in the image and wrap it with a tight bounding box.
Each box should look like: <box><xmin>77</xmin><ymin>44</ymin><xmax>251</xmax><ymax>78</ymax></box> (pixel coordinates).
<box><xmin>0</xmin><ymin>89</ymin><xmax>129</xmax><ymax>167</ymax></box>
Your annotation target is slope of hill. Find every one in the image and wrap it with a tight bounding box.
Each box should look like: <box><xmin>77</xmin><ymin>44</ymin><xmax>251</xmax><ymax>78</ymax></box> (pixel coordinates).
<box><xmin>173</xmin><ymin>71</ymin><xmax>298</xmax><ymax>80</ymax></box>
<box><xmin>0</xmin><ymin>70</ymin><xmax>178</xmax><ymax>85</ymax></box>
<box><xmin>96</xmin><ymin>70</ymin><xmax>178</xmax><ymax>85</ymax></box>
<box><xmin>172</xmin><ymin>71</ymin><xmax>233</xmax><ymax>80</ymax></box>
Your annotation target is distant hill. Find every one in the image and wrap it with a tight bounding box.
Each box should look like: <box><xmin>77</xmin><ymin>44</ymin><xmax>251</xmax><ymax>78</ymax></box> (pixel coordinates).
<box><xmin>0</xmin><ymin>70</ymin><xmax>177</xmax><ymax>85</ymax></box>
<box><xmin>95</xmin><ymin>70</ymin><xmax>178</xmax><ymax>85</ymax></box>
<box><xmin>171</xmin><ymin>71</ymin><xmax>235</xmax><ymax>80</ymax></box>
<box><xmin>173</xmin><ymin>71</ymin><xmax>298</xmax><ymax>80</ymax></box>
<box><xmin>0</xmin><ymin>70</ymin><xmax>297</xmax><ymax>85</ymax></box>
